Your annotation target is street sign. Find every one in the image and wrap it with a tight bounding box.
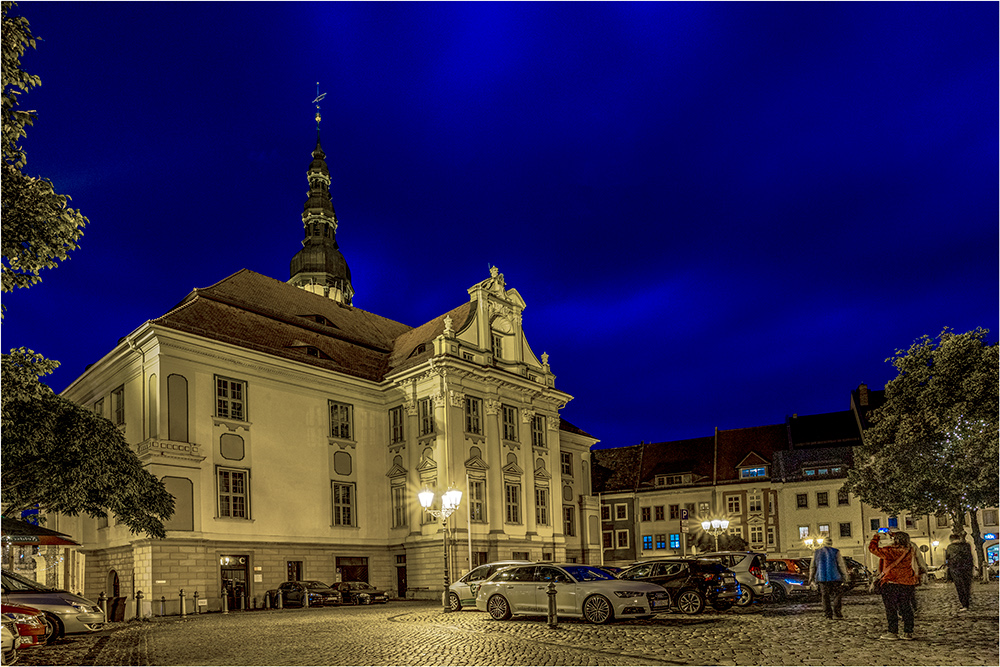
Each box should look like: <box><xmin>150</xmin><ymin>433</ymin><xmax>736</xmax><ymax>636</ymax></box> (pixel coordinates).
<box><xmin>680</xmin><ymin>509</ymin><xmax>689</xmax><ymax>520</ymax></box>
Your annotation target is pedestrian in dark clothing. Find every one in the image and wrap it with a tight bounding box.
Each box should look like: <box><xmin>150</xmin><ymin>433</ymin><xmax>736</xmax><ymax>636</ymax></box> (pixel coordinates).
<box><xmin>869</xmin><ymin>531</ymin><xmax>920</xmax><ymax>640</ymax></box>
<box><xmin>807</xmin><ymin>537</ymin><xmax>848</xmax><ymax>619</ymax></box>
<box><xmin>945</xmin><ymin>533</ymin><xmax>974</xmax><ymax>611</ymax></box>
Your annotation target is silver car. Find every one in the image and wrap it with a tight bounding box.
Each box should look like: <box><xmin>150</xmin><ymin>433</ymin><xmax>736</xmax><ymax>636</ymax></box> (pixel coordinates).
<box><xmin>1</xmin><ymin>570</ymin><xmax>104</xmax><ymax>643</ymax></box>
<box><xmin>448</xmin><ymin>560</ymin><xmax>531</xmax><ymax>611</ymax></box>
<box><xmin>475</xmin><ymin>563</ymin><xmax>669</xmax><ymax>624</ymax></box>
<box><xmin>697</xmin><ymin>552</ymin><xmax>772</xmax><ymax>607</ymax></box>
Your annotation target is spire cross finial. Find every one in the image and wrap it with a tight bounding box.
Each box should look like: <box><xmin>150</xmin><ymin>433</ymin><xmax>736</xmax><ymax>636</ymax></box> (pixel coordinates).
<box><xmin>312</xmin><ymin>82</ymin><xmax>327</xmax><ymax>131</ymax></box>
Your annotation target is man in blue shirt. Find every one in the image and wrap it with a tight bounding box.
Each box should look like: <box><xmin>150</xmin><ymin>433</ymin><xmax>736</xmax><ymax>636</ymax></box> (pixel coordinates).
<box><xmin>807</xmin><ymin>536</ymin><xmax>849</xmax><ymax>619</ymax></box>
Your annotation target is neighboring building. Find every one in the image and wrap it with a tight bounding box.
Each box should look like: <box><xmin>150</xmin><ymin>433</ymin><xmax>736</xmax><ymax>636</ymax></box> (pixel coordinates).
<box><xmin>56</xmin><ymin>131</ymin><xmax>600</xmax><ymax>613</ymax></box>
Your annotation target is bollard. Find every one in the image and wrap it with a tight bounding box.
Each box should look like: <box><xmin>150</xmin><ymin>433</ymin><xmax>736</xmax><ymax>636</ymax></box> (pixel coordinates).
<box><xmin>179</xmin><ymin>589</ymin><xmax>187</xmax><ymax>618</ymax></box>
<box><xmin>160</xmin><ymin>596</ymin><xmax>166</xmax><ymax>617</ymax></box>
<box><xmin>222</xmin><ymin>592</ymin><xmax>229</xmax><ymax>615</ymax></box>
<box><xmin>546</xmin><ymin>582</ymin><xmax>558</xmax><ymax>628</ymax></box>
<box><xmin>98</xmin><ymin>592</ymin><xmax>108</xmax><ymax>617</ymax></box>
<box><xmin>303</xmin><ymin>589</ymin><xmax>309</xmax><ymax>608</ymax></box>
<box><xmin>276</xmin><ymin>591</ymin><xmax>283</xmax><ymax>610</ymax></box>
<box><xmin>135</xmin><ymin>591</ymin><xmax>144</xmax><ymax>620</ymax></box>
<box><xmin>263</xmin><ymin>592</ymin><xmax>270</xmax><ymax>610</ymax></box>
<box><xmin>193</xmin><ymin>591</ymin><xmax>200</xmax><ymax>614</ymax></box>
<box><xmin>253</xmin><ymin>596</ymin><xmax>258</xmax><ymax>610</ymax></box>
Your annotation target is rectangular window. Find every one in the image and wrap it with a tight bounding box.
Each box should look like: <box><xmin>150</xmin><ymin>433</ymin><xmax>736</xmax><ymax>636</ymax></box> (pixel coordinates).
<box><xmin>936</xmin><ymin>515</ymin><xmax>949</xmax><ymax>528</ymax></box>
<box><xmin>982</xmin><ymin>509</ymin><xmax>998</xmax><ymax>526</ymax></box>
<box><xmin>796</xmin><ymin>493</ymin><xmax>808</xmax><ymax>509</ymax></box>
<box><xmin>492</xmin><ymin>333</ymin><xmax>503</xmax><ymax>359</ymax></box>
<box><xmin>642</xmin><ymin>535</ymin><xmax>653</xmax><ymax>550</ymax></box>
<box><xmin>504</xmin><ymin>482</ymin><xmax>521</xmax><ymax>524</ymax></box>
<box><xmin>728</xmin><ymin>525</ymin><xmax>743</xmax><ymax>539</ymax></box>
<box><xmin>469</xmin><ymin>479</ymin><xmax>486</xmax><ymax>522</ymax></box>
<box><xmin>563</xmin><ymin>506</ymin><xmax>575</xmax><ymax>536</ymax></box>
<box><xmin>332</xmin><ymin>482</ymin><xmax>355</xmax><ymax>526</ymax></box>
<box><xmin>641</xmin><ymin>507</ymin><xmax>651</xmax><ymax>522</ymax></box>
<box><xmin>740</xmin><ymin>466</ymin><xmax>766</xmax><ymax>478</ymax></box>
<box><xmin>215</xmin><ymin>377</ymin><xmax>246</xmax><ymax>421</ymax></box>
<box><xmin>726</xmin><ymin>495</ymin><xmax>741</xmax><ymax>514</ymax></box>
<box><xmin>601</xmin><ymin>504</ymin><xmax>611</xmax><ymax>521</ymax></box>
<box><xmin>502</xmin><ymin>405</ymin><xmax>518</xmax><ymax>441</ymax></box>
<box><xmin>218</xmin><ymin>468</ymin><xmax>249</xmax><ymax>519</ymax></box>
<box><xmin>465</xmin><ymin>396</ymin><xmax>483</xmax><ymax>435</ymax></box>
<box><xmin>766</xmin><ymin>526</ymin><xmax>776</xmax><ymax>546</ymax></box>
<box><xmin>535</xmin><ymin>488</ymin><xmax>549</xmax><ymax>526</ymax></box>
<box><xmin>94</xmin><ymin>397</ymin><xmax>104</xmax><ymax>416</ymax></box>
<box><xmin>819</xmin><ymin>523</ymin><xmax>830</xmax><ymax>536</ymax></box>
<box><xmin>905</xmin><ymin>516</ymin><xmax>915</xmax><ymax>529</ymax></box>
<box><xmin>669</xmin><ymin>504</ymin><xmax>679</xmax><ymax>520</ymax></box>
<box><xmin>391</xmin><ymin>485</ymin><xmax>406</xmax><ymax>528</ymax></box>
<box><xmin>749</xmin><ymin>497</ymin><xmax>763</xmax><ymax>512</ymax></box>
<box><xmin>768</xmin><ymin>493</ymin><xmax>776</xmax><ymax>515</ymax></box>
<box><xmin>531</xmin><ymin>415</ymin><xmax>546</xmax><ymax>448</ymax></box>
<box><xmin>750</xmin><ymin>526</ymin><xmax>763</xmax><ymax>544</ymax></box>
<box><xmin>418</xmin><ymin>397</ymin><xmax>435</xmax><ymax>436</ymax></box>
<box><xmin>685</xmin><ymin>503</ymin><xmax>696</xmax><ymax>518</ymax></box>
<box><xmin>616</xmin><ymin>530</ymin><xmax>629</xmax><ymax>548</ymax></box>
<box><xmin>839</xmin><ymin>522</ymin><xmax>852</xmax><ymax>538</ymax></box>
<box><xmin>615</xmin><ymin>504</ymin><xmax>628</xmax><ymax>520</ymax></box>
<box><xmin>389</xmin><ymin>406</ymin><xmax>405</xmax><ymax>444</ymax></box>
<box><xmin>655</xmin><ymin>534</ymin><xmax>666</xmax><ymax>549</ymax></box>
<box><xmin>870</xmin><ymin>518</ymin><xmax>881</xmax><ymax>531</ymax></box>
<box><xmin>798</xmin><ymin>525</ymin><xmax>810</xmax><ymax>540</ymax></box>
<box><xmin>699</xmin><ymin>501</ymin><xmax>710</xmax><ymax>515</ymax></box>
<box><xmin>112</xmin><ymin>385</ymin><xmax>126</xmax><ymax>424</ymax></box>
<box><xmin>669</xmin><ymin>533</ymin><xmax>681</xmax><ymax>549</ymax></box>
<box><xmin>560</xmin><ymin>452</ymin><xmax>573</xmax><ymax>475</ymax></box>
<box><xmin>837</xmin><ymin>489</ymin><xmax>850</xmax><ymax>506</ymax></box>
<box><xmin>888</xmin><ymin>516</ymin><xmax>898</xmax><ymax>528</ymax></box>
<box><xmin>473</xmin><ymin>551</ymin><xmax>488</xmax><ymax>567</ymax></box>
<box><xmin>602</xmin><ymin>531</ymin><xmax>613</xmax><ymax>549</ymax></box>
<box><xmin>816</xmin><ymin>492</ymin><xmax>829</xmax><ymax>507</ymax></box>
<box><xmin>654</xmin><ymin>506</ymin><xmax>665</xmax><ymax>521</ymax></box>
<box><xmin>512</xmin><ymin>551</ymin><xmax>529</xmax><ymax>560</ymax></box>
<box><xmin>329</xmin><ymin>400</ymin><xmax>353</xmax><ymax>440</ymax></box>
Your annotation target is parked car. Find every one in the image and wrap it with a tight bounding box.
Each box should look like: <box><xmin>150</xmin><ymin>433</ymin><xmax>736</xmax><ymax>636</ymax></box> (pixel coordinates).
<box><xmin>697</xmin><ymin>552</ymin><xmax>772</xmax><ymax>607</ymax></box>
<box><xmin>593</xmin><ymin>565</ymin><xmax>624</xmax><ymax>577</ymax></box>
<box><xmin>794</xmin><ymin>556</ymin><xmax>872</xmax><ymax>590</ymax></box>
<box><xmin>1</xmin><ymin>604</ymin><xmax>46</xmax><ymax>649</ymax></box>
<box><xmin>763</xmin><ymin>570</ymin><xmax>813</xmax><ymax>602</ymax></box>
<box><xmin>335</xmin><ymin>581</ymin><xmax>389</xmax><ymax>605</ymax></box>
<box><xmin>475</xmin><ymin>563</ymin><xmax>669</xmax><ymax>624</ymax></box>
<box><xmin>617</xmin><ymin>558</ymin><xmax>740</xmax><ymax>614</ymax></box>
<box><xmin>766</xmin><ymin>558</ymin><xmax>808</xmax><ymax>575</ymax></box>
<box><xmin>0</xmin><ymin>570</ymin><xmax>104</xmax><ymax>644</ymax></box>
<box><xmin>449</xmin><ymin>560</ymin><xmax>531</xmax><ymax>611</ymax></box>
<box><xmin>925</xmin><ymin>564</ymin><xmax>949</xmax><ymax>581</ymax></box>
<box><xmin>2</xmin><ymin>618</ymin><xmax>17</xmax><ymax>665</ymax></box>
<box><xmin>266</xmin><ymin>580</ymin><xmax>342</xmax><ymax>607</ymax></box>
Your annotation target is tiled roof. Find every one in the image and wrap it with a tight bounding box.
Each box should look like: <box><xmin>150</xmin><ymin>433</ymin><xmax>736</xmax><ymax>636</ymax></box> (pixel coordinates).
<box><xmin>637</xmin><ymin>436</ymin><xmax>715</xmax><ymax>487</ymax></box>
<box><xmin>772</xmin><ymin>446</ymin><xmax>855</xmax><ymax>482</ymax></box>
<box><xmin>592</xmin><ymin>445</ymin><xmax>643</xmax><ymax>492</ymax></box>
<box><xmin>715</xmin><ymin>424</ymin><xmax>788</xmax><ymax>483</ymax></box>
<box><xmin>787</xmin><ymin>411</ymin><xmax>863</xmax><ymax>448</ymax></box>
<box><xmin>387</xmin><ymin>301</ymin><xmax>476</xmax><ymax>376</ymax></box>
<box><xmin>559</xmin><ymin>417</ymin><xmax>596</xmax><ymax>439</ymax></box>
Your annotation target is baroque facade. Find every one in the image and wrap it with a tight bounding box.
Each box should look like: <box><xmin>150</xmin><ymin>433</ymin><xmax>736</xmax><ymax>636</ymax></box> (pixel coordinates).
<box><xmin>54</xmin><ymin>134</ymin><xmax>600</xmax><ymax>613</ymax></box>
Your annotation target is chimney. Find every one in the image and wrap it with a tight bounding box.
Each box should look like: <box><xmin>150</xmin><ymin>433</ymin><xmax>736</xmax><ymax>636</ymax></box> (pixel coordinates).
<box><xmin>858</xmin><ymin>383</ymin><xmax>869</xmax><ymax>407</ymax></box>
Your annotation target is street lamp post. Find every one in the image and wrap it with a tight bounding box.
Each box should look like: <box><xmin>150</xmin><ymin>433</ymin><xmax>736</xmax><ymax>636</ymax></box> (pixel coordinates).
<box><xmin>418</xmin><ymin>488</ymin><xmax>463</xmax><ymax>613</ymax></box>
<box><xmin>931</xmin><ymin>540</ymin><xmax>940</xmax><ymax>566</ymax></box>
<box><xmin>701</xmin><ymin>518</ymin><xmax>730</xmax><ymax>551</ymax></box>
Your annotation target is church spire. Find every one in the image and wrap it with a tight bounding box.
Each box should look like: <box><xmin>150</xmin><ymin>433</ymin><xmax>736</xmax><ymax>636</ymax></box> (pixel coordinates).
<box><xmin>288</xmin><ymin>85</ymin><xmax>354</xmax><ymax>305</ymax></box>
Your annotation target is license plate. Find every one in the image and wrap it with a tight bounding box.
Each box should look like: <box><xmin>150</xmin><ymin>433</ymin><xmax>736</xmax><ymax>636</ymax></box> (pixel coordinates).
<box><xmin>651</xmin><ymin>600</ymin><xmax>667</xmax><ymax>608</ymax></box>
<box><xmin>724</xmin><ymin>577</ymin><xmax>735</xmax><ymax>583</ymax></box>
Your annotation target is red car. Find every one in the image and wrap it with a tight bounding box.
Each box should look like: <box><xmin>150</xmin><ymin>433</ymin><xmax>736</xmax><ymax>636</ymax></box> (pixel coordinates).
<box><xmin>2</xmin><ymin>603</ymin><xmax>47</xmax><ymax>650</ymax></box>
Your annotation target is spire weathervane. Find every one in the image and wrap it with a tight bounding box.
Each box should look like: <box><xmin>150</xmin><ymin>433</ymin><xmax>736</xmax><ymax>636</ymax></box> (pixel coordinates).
<box><xmin>312</xmin><ymin>82</ymin><xmax>327</xmax><ymax>131</ymax></box>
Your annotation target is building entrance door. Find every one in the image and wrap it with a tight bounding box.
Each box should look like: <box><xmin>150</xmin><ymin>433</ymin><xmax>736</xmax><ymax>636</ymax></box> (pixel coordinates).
<box><xmin>220</xmin><ymin>555</ymin><xmax>249</xmax><ymax>610</ymax></box>
<box><xmin>336</xmin><ymin>556</ymin><xmax>368</xmax><ymax>583</ymax></box>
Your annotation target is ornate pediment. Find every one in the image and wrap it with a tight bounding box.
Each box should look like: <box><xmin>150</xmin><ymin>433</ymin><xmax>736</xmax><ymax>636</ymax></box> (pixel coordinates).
<box><xmin>502</xmin><ymin>461</ymin><xmax>524</xmax><ymax>476</ymax></box>
<box><xmin>465</xmin><ymin>455</ymin><xmax>489</xmax><ymax>472</ymax></box>
<box><xmin>385</xmin><ymin>462</ymin><xmax>407</xmax><ymax>478</ymax></box>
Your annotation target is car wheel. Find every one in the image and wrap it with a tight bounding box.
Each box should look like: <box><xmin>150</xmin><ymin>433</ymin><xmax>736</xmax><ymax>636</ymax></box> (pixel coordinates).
<box><xmin>487</xmin><ymin>594</ymin><xmax>511</xmax><ymax>621</ymax></box>
<box><xmin>676</xmin><ymin>590</ymin><xmax>705</xmax><ymax>615</ymax></box>
<box><xmin>769</xmin><ymin>584</ymin><xmax>787</xmax><ymax>603</ymax></box>
<box><xmin>735</xmin><ymin>587</ymin><xmax>755</xmax><ymax>607</ymax></box>
<box><xmin>448</xmin><ymin>592</ymin><xmax>462</xmax><ymax>612</ymax></box>
<box><xmin>582</xmin><ymin>595</ymin><xmax>614</xmax><ymax>624</ymax></box>
<box><xmin>711</xmin><ymin>600</ymin><xmax>734</xmax><ymax>611</ymax></box>
<box><xmin>41</xmin><ymin>612</ymin><xmax>63</xmax><ymax>644</ymax></box>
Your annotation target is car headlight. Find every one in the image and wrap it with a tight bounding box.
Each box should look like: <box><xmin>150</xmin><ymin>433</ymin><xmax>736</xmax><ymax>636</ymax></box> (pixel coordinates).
<box><xmin>61</xmin><ymin>599</ymin><xmax>89</xmax><ymax>612</ymax></box>
<box><xmin>613</xmin><ymin>591</ymin><xmax>640</xmax><ymax>599</ymax></box>
<box><xmin>5</xmin><ymin>613</ymin><xmax>42</xmax><ymax>626</ymax></box>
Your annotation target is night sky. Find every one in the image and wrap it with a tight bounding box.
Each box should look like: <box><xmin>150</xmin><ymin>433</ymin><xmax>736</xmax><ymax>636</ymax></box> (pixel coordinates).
<box><xmin>3</xmin><ymin>2</ymin><xmax>996</xmax><ymax>449</ymax></box>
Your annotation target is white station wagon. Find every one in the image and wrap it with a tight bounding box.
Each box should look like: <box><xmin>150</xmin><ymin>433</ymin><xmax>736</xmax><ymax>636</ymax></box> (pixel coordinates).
<box><xmin>475</xmin><ymin>563</ymin><xmax>669</xmax><ymax>624</ymax></box>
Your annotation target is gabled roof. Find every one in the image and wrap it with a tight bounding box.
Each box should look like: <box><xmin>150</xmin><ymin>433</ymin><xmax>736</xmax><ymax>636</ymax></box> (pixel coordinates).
<box><xmin>715</xmin><ymin>424</ymin><xmax>788</xmax><ymax>483</ymax></box>
<box><xmin>787</xmin><ymin>410</ymin><xmax>863</xmax><ymax>448</ymax></box>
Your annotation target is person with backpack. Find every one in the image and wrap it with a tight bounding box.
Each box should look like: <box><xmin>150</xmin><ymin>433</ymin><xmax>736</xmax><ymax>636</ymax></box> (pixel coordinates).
<box><xmin>945</xmin><ymin>533</ymin><xmax>974</xmax><ymax>611</ymax></box>
<box><xmin>869</xmin><ymin>530</ymin><xmax>920</xmax><ymax>640</ymax></box>
<box><xmin>807</xmin><ymin>536</ymin><xmax>849</xmax><ymax>619</ymax></box>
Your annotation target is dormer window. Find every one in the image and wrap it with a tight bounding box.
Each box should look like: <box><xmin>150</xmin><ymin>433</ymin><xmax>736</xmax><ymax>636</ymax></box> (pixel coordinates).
<box><xmin>655</xmin><ymin>474</ymin><xmax>689</xmax><ymax>487</ymax></box>
<box><xmin>739</xmin><ymin>466</ymin><xmax>767</xmax><ymax>479</ymax></box>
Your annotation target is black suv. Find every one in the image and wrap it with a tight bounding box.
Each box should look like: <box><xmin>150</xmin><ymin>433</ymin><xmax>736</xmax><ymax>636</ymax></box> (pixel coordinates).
<box><xmin>617</xmin><ymin>558</ymin><xmax>740</xmax><ymax>614</ymax></box>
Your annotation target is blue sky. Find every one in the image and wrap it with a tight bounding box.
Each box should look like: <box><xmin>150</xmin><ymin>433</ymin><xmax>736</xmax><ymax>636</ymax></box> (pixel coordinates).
<box><xmin>4</xmin><ymin>2</ymin><xmax>997</xmax><ymax>448</ymax></box>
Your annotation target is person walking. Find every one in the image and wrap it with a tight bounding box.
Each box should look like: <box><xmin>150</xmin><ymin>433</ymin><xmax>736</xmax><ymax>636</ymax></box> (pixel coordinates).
<box><xmin>869</xmin><ymin>530</ymin><xmax>919</xmax><ymax>640</ymax></box>
<box><xmin>945</xmin><ymin>533</ymin><xmax>974</xmax><ymax>611</ymax></box>
<box><xmin>807</xmin><ymin>536</ymin><xmax>849</xmax><ymax>619</ymax></box>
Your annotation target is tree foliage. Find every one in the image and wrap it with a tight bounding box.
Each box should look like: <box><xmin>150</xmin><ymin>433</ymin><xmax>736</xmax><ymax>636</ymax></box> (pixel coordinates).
<box><xmin>692</xmin><ymin>531</ymin><xmax>749</xmax><ymax>553</ymax></box>
<box><xmin>844</xmin><ymin>327</ymin><xmax>999</xmax><ymax>574</ymax></box>
<box><xmin>2</xmin><ymin>1</ymin><xmax>87</xmax><ymax>296</ymax></box>
<box><xmin>2</xmin><ymin>349</ymin><xmax>175</xmax><ymax>538</ymax></box>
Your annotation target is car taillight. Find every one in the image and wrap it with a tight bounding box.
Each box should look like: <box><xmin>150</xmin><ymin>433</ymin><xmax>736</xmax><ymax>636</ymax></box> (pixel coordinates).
<box><xmin>750</xmin><ymin>564</ymin><xmax>763</xmax><ymax>579</ymax></box>
<box><xmin>701</xmin><ymin>573</ymin><xmax>716</xmax><ymax>581</ymax></box>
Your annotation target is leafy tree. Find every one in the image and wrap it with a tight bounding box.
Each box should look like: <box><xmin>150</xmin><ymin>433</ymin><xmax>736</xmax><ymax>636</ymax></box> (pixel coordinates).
<box><xmin>2</xmin><ymin>349</ymin><xmax>175</xmax><ymax>538</ymax></box>
<box><xmin>2</xmin><ymin>1</ymin><xmax>87</xmax><ymax>296</ymax></box>
<box><xmin>844</xmin><ymin>327</ymin><xmax>999</xmax><ymax>578</ymax></box>
<box><xmin>1</xmin><ymin>3</ymin><xmax>173</xmax><ymax>537</ymax></box>
<box><xmin>692</xmin><ymin>531</ymin><xmax>748</xmax><ymax>553</ymax></box>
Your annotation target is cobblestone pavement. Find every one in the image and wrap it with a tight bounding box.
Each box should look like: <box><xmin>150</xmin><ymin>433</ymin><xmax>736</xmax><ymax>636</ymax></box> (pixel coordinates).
<box><xmin>13</xmin><ymin>581</ymin><xmax>998</xmax><ymax>666</ymax></box>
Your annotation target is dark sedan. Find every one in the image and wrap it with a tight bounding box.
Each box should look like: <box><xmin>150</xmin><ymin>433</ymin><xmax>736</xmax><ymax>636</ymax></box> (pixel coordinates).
<box><xmin>335</xmin><ymin>581</ymin><xmax>389</xmax><ymax>605</ymax></box>
<box><xmin>267</xmin><ymin>581</ymin><xmax>342</xmax><ymax>607</ymax></box>
<box><xmin>617</xmin><ymin>558</ymin><xmax>740</xmax><ymax>614</ymax></box>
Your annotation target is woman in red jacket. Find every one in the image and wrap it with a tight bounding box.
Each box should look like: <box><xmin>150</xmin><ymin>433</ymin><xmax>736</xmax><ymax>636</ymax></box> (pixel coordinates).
<box><xmin>869</xmin><ymin>531</ymin><xmax>920</xmax><ymax>640</ymax></box>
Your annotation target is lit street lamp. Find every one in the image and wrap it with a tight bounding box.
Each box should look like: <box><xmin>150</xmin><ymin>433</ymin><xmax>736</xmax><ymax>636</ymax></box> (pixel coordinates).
<box><xmin>931</xmin><ymin>540</ymin><xmax>940</xmax><ymax>566</ymax></box>
<box><xmin>418</xmin><ymin>487</ymin><xmax>463</xmax><ymax>613</ymax></box>
<box><xmin>701</xmin><ymin>518</ymin><xmax>730</xmax><ymax>551</ymax></box>
<box><xmin>803</xmin><ymin>535</ymin><xmax>826</xmax><ymax>550</ymax></box>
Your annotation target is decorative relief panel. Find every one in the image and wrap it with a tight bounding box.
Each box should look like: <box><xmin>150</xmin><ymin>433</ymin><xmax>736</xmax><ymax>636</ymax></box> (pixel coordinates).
<box><xmin>485</xmin><ymin>399</ymin><xmax>501</xmax><ymax>416</ymax></box>
<box><xmin>449</xmin><ymin>390</ymin><xmax>466</xmax><ymax>408</ymax></box>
